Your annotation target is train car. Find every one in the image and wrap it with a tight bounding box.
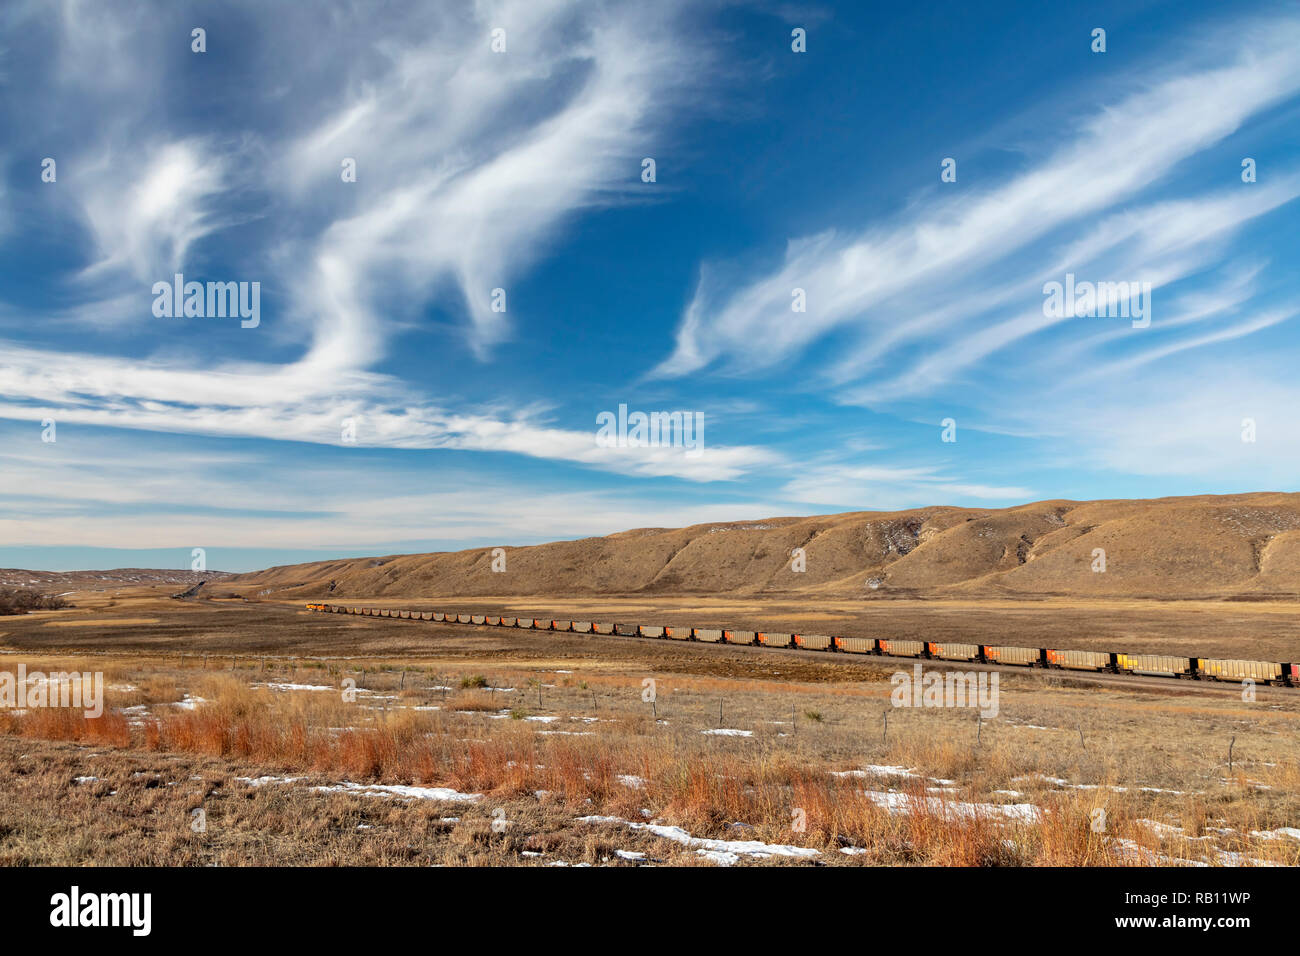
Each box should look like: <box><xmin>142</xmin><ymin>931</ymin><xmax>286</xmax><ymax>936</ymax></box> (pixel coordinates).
<box><xmin>551</xmin><ymin>620</ymin><xmax>572</xmax><ymax>631</ymax></box>
<box><xmin>927</xmin><ymin>642</ymin><xmax>981</xmax><ymax>662</ymax></box>
<box><xmin>470</xmin><ymin>614</ymin><xmax>486</xmax><ymax>625</ymax></box>
<box><xmin>592</xmin><ymin>622</ymin><xmax>615</xmax><ymax>635</ymax></box>
<box><xmin>639</xmin><ymin>625</ymin><xmax>666</xmax><ymax>638</ymax></box>
<box><xmin>614</xmin><ymin>623</ymin><xmax>639</xmax><ymax>636</ymax></box>
<box><xmin>571</xmin><ymin>621</ymin><xmax>593</xmax><ymax>633</ymax></box>
<box><xmin>1045</xmin><ymin>649</ymin><xmax>1114</xmax><ymax>672</ymax></box>
<box><xmin>1288</xmin><ymin>664</ymin><xmax>1300</xmax><ymax>687</ymax></box>
<box><xmin>795</xmin><ymin>634</ymin><xmax>834</xmax><ymax>651</ymax></box>
<box><xmin>498</xmin><ymin>617</ymin><xmax>517</xmax><ymax>627</ymax></box>
<box><xmin>527</xmin><ymin>618</ymin><xmax>545</xmax><ymax>629</ymax></box>
<box><xmin>484</xmin><ymin>615</ymin><xmax>500</xmax><ymax>626</ymax></box>
<box><xmin>877</xmin><ymin>639</ymin><xmax>926</xmax><ymax>658</ymax></box>
<box><xmin>693</xmin><ymin>628</ymin><xmax>723</xmax><ymax>643</ymax></box>
<box><xmin>757</xmin><ymin>632</ymin><xmax>793</xmax><ymax>648</ymax></box>
<box><xmin>400</xmin><ymin>610</ymin><xmax>412</xmax><ymax>619</ymax></box>
<box><xmin>833</xmin><ymin>636</ymin><xmax>874</xmax><ymax>654</ymax></box>
<box><xmin>457</xmin><ymin>614</ymin><xmax>473</xmax><ymax>624</ymax></box>
<box><xmin>981</xmin><ymin>645</ymin><xmax>1042</xmax><ymax>667</ymax></box>
<box><xmin>1197</xmin><ymin>658</ymin><xmax>1285</xmax><ymax>685</ymax></box>
<box><xmin>664</xmin><ymin>627</ymin><xmax>690</xmax><ymax>640</ymax></box>
<box><xmin>1115</xmin><ymin>654</ymin><xmax>1193</xmax><ymax>678</ymax></box>
<box><xmin>724</xmin><ymin>630</ymin><xmax>756</xmax><ymax>646</ymax></box>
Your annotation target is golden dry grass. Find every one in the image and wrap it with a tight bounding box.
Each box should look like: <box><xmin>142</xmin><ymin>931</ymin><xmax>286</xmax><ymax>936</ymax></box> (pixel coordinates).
<box><xmin>1</xmin><ymin>647</ymin><xmax>1298</xmax><ymax>866</ymax></box>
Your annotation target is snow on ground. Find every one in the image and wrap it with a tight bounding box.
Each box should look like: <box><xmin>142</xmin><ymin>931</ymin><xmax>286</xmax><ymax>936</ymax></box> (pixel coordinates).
<box><xmin>1251</xmin><ymin>827</ymin><xmax>1300</xmax><ymax>841</ymax></box>
<box><xmin>235</xmin><ymin>775</ymin><xmax>481</xmax><ymax>803</ymax></box>
<box><xmin>312</xmin><ymin>781</ymin><xmax>483</xmax><ymax>803</ymax></box>
<box><xmin>830</xmin><ymin>765</ymin><xmax>921</xmax><ymax>779</ymax></box>
<box><xmin>236</xmin><ymin>775</ymin><xmax>306</xmax><ymax>787</ymax></box>
<box><xmin>252</xmin><ymin>682</ymin><xmax>334</xmax><ymax>692</ymax></box>
<box><xmin>1012</xmin><ymin>773</ymin><xmax>1184</xmax><ymax>795</ymax></box>
<box><xmin>860</xmin><ymin>790</ymin><xmax>1043</xmax><ymax>823</ymax></box>
<box><xmin>577</xmin><ymin>815</ymin><xmax>820</xmax><ymax>864</ymax></box>
<box><xmin>701</xmin><ymin>729</ymin><xmax>752</xmax><ymax>737</ymax></box>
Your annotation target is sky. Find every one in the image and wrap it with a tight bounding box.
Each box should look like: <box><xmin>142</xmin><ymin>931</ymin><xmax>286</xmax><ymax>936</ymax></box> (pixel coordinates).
<box><xmin>1</xmin><ymin>0</ymin><xmax>1298</xmax><ymax>572</ymax></box>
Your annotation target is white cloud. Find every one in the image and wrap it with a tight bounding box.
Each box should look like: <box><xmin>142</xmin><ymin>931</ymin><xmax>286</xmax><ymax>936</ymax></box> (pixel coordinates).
<box><xmin>781</xmin><ymin>463</ymin><xmax>1032</xmax><ymax>510</ymax></box>
<box><xmin>653</xmin><ymin>15</ymin><xmax>1300</xmax><ymax>398</ymax></box>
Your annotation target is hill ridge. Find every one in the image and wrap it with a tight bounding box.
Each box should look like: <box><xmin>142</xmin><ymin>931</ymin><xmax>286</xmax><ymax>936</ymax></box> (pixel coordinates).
<box><xmin>228</xmin><ymin>492</ymin><xmax>1300</xmax><ymax>601</ymax></box>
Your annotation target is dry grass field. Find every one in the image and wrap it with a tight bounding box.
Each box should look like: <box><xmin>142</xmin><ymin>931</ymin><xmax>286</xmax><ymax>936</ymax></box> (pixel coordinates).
<box><xmin>1</xmin><ymin>587</ymin><xmax>1299</xmax><ymax>866</ymax></box>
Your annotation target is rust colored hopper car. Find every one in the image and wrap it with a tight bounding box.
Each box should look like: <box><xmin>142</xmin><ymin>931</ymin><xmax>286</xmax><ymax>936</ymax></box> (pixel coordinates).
<box><xmin>981</xmin><ymin>645</ymin><xmax>1041</xmax><ymax>667</ymax></box>
<box><xmin>833</xmin><ymin>636</ymin><xmax>875</xmax><ymax>654</ymax></box>
<box><xmin>795</xmin><ymin>634</ymin><xmax>834</xmax><ymax>650</ymax></box>
<box><xmin>1196</xmin><ymin>658</ymin><xmax>1285</xmax><ymax>685</ymax></box>
<box><xmin>877</xmin><ymin>639</ymin><xmax>926</xmax><ymax>658</ymax></box>
<box><xmin>1115</xmin><ymin>654</ymin><xmax>1193</xmax><ymax>678</ymax></box>
<box><xmin>1045</xmin><ymin>649</ymin><xmax>1114</xmax><ymax>672</ymax></box>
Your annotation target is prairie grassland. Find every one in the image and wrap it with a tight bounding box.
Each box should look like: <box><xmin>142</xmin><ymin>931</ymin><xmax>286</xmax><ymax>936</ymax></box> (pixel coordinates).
<box><xmin>1</xmin><ymin>650</ymin><xmax>1298</xmax><ymax>866</ymax></box>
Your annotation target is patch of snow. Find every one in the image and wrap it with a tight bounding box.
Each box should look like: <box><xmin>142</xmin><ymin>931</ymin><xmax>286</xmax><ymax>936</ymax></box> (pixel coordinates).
<box><xmin>577</xmin><ymin>816</ymin><xmax>819</xmax><ymax>862</ymax></box>
<box><xmin>313</xmin><ymin>781</ymin><xmax>482</xmax><ymax>803</ymax></box>
<box><xmin>861</xmin><ymin>790</ymin><xmax>1042</xmax><ymax>823</ymax></box>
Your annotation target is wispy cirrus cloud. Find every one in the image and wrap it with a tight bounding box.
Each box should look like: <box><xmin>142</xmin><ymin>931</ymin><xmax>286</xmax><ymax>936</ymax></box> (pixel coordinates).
<box><xmin>0</xmin><ymin>0</ymin><xmax>754</xmax><ymax>482</ymax></box>
<box><xmin>781</xmin><ymin>463</ymin><xmax>1033</xmax><ymax>511</ymax></box>
<box><xmin>652</xmin><ymin>14</ymin><xmax>1300</xmax><ymax>407</ymax></box>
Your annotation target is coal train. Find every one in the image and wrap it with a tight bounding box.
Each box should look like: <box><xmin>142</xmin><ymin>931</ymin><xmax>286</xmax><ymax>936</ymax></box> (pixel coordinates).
<box><xmin>303</xmin><ymin>604</ymin><xmax>1300</xmax><ymax>687</ymax></box>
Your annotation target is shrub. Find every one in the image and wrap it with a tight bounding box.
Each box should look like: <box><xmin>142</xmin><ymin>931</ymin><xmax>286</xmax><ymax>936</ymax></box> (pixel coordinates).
<box><xmin>0</xmin><ymin>587</ymin><xmax>70</xmax><ymax>615</ymax></box>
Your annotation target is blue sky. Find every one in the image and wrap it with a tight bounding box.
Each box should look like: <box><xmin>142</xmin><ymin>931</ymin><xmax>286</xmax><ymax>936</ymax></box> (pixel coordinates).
<box><xmin>2</xmin><ymin>0</ymin><xmax>1299</xmax><ymax>572</ymax></box>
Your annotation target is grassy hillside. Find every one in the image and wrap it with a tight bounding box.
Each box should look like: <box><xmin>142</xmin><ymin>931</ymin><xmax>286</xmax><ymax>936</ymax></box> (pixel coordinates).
<box><xmin>229</xmin><ymin>493</ymin><xmax>1300</xmax><ymax>601</ymax></box>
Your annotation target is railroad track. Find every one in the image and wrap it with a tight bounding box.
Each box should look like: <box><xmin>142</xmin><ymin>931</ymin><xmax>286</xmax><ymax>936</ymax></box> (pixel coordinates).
<box><xmin>305</xmin><ymin>604</ymin><xmax>1300</xmax><ymax>688</ymax></box>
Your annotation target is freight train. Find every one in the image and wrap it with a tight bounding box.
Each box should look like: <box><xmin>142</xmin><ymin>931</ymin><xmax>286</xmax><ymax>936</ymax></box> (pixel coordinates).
<box><xmin>303</xmin><ymin>604</ymin><xmax>1300</xmax><ymax>687</ymax></box>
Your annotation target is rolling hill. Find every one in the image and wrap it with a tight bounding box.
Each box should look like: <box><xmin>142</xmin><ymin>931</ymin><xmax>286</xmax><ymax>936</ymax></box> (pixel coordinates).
<box><xmin>229</xmin><ymin>493</ymin><xmax>1300</xmax><ymax>602</ymax></box>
